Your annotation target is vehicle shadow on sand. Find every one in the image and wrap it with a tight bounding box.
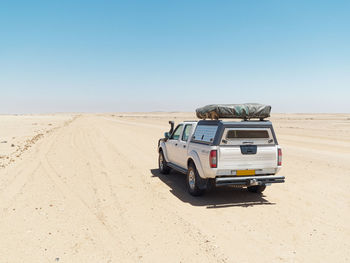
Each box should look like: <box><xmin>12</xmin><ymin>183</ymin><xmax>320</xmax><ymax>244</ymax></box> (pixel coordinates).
<box><xmin>150</xmin><ymin>169</ymin><xmax>275</xmax><ymax>209</ymax></box>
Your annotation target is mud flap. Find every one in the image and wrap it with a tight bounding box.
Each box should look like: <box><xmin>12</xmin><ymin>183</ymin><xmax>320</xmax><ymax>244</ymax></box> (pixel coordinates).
<box><xmin>197</xmin><ymin>176</ymin><xmax>216</xmax><ymax>191</ymax></box>
<box><xmin>196</xmin><ymin>175</ymin><xmax>209</xmax><ymax>190</ymax></box>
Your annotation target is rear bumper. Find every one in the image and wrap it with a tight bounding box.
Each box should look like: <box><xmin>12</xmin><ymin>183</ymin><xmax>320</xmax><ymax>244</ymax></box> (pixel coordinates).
<box><xmin>215</xmin><ymin>175</ymin><xmax>285</xmax><ymax>187</ymax></box>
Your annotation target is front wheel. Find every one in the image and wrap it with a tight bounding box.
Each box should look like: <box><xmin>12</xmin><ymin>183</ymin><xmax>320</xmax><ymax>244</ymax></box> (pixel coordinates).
<box><xmin>247</xmin><ymin>185</ymin><xmax>266</xmax><ymax>193</ymax></box>
<box><xmin>186</xmin><ymin>163</ymin><xmax>205</xmax><ymax>196</ymax></box>
<box><xmin>158</xmin><ymin>151</ymin><xmax>171</xmax><ymax>174</ymax></box>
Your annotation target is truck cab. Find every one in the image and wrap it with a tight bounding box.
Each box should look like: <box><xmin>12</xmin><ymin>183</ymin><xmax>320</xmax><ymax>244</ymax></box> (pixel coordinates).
<box><xmin>162</xmin><ymin>121</ymin><xmax>197</xmax><ymax>169</ymax></box>
<box><xmin>158</xmin><ymin>119</ymin><xmax>284</xmax><ymax>196</ymax></box>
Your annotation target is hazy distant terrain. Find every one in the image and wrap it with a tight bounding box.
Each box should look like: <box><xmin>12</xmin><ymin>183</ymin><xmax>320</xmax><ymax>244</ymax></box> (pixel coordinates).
<box><xmin>0</xmin><ymin>113</ymin><xmax>349</xmax><ymax>262</ymax></box>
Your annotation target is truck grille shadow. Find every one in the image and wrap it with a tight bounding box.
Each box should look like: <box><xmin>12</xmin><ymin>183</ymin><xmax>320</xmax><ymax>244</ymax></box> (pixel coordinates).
<box><xmin>150</xmin><ymin>169</ymin><xmax>275</xmax><ymax>208</ymax></box>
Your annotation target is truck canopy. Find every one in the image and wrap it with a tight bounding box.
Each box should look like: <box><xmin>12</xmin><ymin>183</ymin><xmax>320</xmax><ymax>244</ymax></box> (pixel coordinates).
<box><xmin>196</xmin><ymin>103</ymin><xmax>271</xmax><ymax>120</ymax></box>
<box><xmin>191</xmin><ymin>120</ymin><xmax>278</xmax><ymax>146</ymax></box>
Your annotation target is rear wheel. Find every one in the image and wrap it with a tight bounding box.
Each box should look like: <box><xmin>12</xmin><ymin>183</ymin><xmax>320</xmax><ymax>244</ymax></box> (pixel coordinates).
<box><xmin>247</xmin><ymin>185</ymin><xmax>266</xmax><ymax>193</ymax></box>
<box><xmin>158</xmin><ymin>151</ymin><xmax>171</xmax><ymax>174</ymax></box>
<box><xmin>187</xmin><ymin>163</ymin><xmax>205</xmax><ymax>196</ymax></box>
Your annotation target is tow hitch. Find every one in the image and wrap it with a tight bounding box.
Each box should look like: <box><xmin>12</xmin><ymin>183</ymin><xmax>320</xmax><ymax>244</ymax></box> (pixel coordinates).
<box><xmin>248</xmin><ymin>179</ymin><xmax>259</xmax><ymax>186</ymax></box>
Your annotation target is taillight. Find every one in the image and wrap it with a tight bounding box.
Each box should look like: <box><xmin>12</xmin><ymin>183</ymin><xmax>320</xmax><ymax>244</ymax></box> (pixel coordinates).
<box><xmin>278</xmin><ymin>148</ymin><xmax>282</xmax><ymax>166</ymax></box>
<box><xmin>209</xmin><ymin>150</ymin><xmax>217</xmax><ymax>168</ymax></box>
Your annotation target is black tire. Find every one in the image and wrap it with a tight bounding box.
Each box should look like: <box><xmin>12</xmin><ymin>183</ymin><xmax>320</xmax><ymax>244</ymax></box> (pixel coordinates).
<box><xmin>158</xmin><ymin>151</ymin><xmax>171</xmax><ymax>174</ymax></box>
<box><xmin>247</xmin><ymin>185</ymin><xmax>266</xmax><ymax>193</ymax></box>
<box><xmin>186</xmin><ymin>163</ymin><xmax>205</xmax><ymax>196</ymax></box>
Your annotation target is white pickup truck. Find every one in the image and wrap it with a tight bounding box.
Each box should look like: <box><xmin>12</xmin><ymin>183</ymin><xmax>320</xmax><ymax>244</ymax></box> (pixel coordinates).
<box><xmin>158</xmin><ymin>120</ymin><xmax>284</xmax><ymax>196</ymax></box>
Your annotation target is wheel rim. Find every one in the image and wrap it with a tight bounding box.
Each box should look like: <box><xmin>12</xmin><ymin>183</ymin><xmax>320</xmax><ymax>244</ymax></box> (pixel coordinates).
<box><xmin>159</xmin><ymin>153</ymin><xmax>164</xmax><ymax>170</ymax></box>
<box><xmin>188</xmin><ymin>169</ymin><xmax>195</xmax><ymax>190</ymax></box>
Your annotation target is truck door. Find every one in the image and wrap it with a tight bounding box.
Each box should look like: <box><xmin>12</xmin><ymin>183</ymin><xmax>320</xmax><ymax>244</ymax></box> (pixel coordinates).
<box><xmin>173</xmin><ymin>124</ymin><xmax>193</xmax><ymax>168</ymax></box>
<box><xmin>166</xmin><ymin>124</ymin><xmax>183</xmax><ymax>163</ymax></box>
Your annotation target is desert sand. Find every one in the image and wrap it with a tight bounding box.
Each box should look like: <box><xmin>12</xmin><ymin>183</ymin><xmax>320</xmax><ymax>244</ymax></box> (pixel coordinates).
<box><xmin>0</xmin><ymin>113</ymin><xmax>349</xmax><ymax>262</ymax></box>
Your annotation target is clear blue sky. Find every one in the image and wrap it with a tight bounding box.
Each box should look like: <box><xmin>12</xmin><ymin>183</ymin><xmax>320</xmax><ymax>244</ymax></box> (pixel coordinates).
<box><xmin>0</xmin><ymin>0</ymin><xmax>349</xmax><ymax>113</ymax></box>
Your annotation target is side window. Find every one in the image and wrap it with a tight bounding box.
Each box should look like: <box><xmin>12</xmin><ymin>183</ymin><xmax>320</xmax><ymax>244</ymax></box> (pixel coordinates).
<box><xmin>170</xmin><ymin>125</ymin><xmax>183</xmax><ymax>140</ymax></box>
<box><xmin>181</xmin><ymin>124</ymin><xmax>193</xmax><ymax>141</ymax></box>
<box><xmin>192</xmin><ymin>125</ymin><xmax>218</xmax><ymax>143</ymax></box>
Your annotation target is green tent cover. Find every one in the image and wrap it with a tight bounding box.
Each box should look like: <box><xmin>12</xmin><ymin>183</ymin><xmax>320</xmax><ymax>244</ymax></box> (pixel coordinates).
<box><xmin>196</xmin><ymin>103</ymin><xmax>271</xmax><ymax>120</ymax></box>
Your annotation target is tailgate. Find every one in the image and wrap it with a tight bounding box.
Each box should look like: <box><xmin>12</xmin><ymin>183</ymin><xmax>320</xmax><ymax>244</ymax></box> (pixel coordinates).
<box><xmin>217</xmin><ymin>127</ymin><xmax>278</xmax><ymax>171</ymax></box>
<box><xmin>218</xmin><ymin>145</ymin><xmax>277</xmax><ymax>170</ymax></box>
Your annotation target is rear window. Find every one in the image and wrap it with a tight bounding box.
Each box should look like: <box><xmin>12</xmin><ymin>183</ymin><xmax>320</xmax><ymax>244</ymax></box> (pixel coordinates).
<box><xmin>192</xmin><ymin>125</ymin><xmax>218</xmax><ymax>143</ymax></box>
<box><xmin>181</xmin><ymin>124</ymin><xmax>193</xmax><ymax>141</ymax></box>
<box><xmin>222</xmin><ymin>128</ymin><xmax>274</xmax><ymax>145</ymax></box>
<box><xmin>226</xmin><ymin>130</ymin><xmax>269</xmax><ymax>139</ymax></box>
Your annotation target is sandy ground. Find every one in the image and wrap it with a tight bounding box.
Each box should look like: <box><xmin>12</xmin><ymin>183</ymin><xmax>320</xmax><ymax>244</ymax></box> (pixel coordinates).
<box><xmin>0</xmin><ymin>114</ymin><xmax>75</xmax><ymax>168</ymax></box>
<box><xmin>0</xmin><ymin>113</ymin><xmax>349</xmax><ymax>262</ymax></box>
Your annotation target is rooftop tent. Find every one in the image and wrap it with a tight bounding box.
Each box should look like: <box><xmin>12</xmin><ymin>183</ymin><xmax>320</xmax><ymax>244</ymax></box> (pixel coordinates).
<box><xmin>196</xmin><ymin>103</ymin><xmax>271</xmax><ymax>120</ymax></box>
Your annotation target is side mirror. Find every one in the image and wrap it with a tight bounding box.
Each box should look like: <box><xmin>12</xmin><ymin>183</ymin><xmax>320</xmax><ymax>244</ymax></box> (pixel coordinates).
<box><xmin>164</xmin><ymin>132</ymin><xmax>170</xmax><ymax>139</ymax></box>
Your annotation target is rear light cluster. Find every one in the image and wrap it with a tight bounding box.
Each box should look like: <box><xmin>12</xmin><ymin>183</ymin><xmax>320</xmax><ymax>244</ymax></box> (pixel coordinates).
<box><xmin>278</xmin><ymin>148</ymin><xmax>282</xmax><ymax>166</ymax></box>
<box><xmin>209</xmin><ymin>150</ymin><xmax>217</xmax><ymax>168</ymax></box>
